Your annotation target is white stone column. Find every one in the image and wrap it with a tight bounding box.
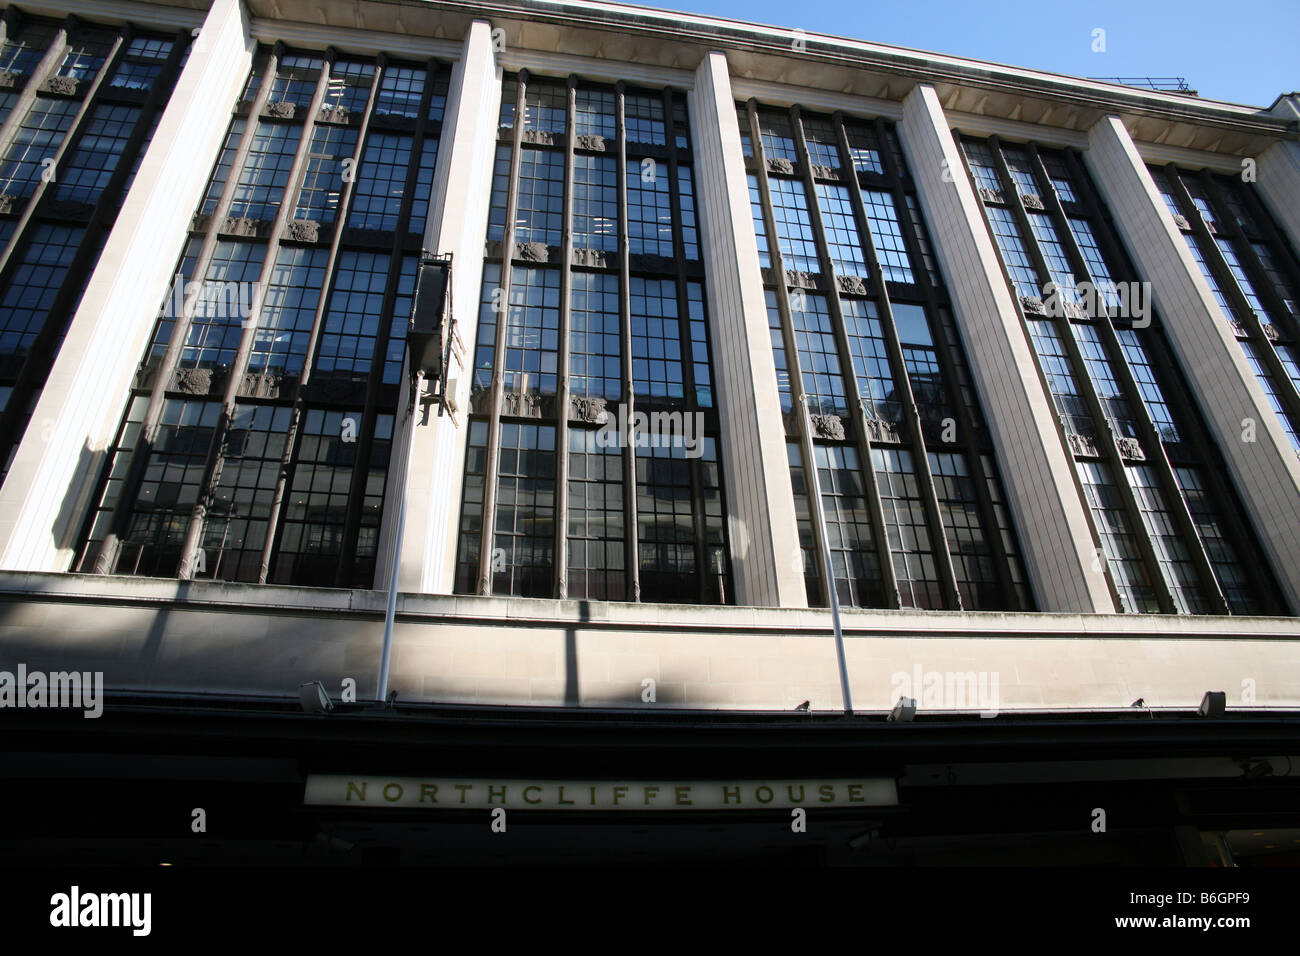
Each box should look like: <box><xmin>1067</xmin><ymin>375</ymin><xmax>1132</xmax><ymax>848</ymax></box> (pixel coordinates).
<box><xmin>1085</xmin><ymin>115</ymin><xmax>1300</xmax><ymax>610</ymax></box>
<box><xmin>1255</xmin><ymin>99</ymin><xmax>1300</xmax><ymax>252</ymax></box>
<box><xmin>375</xmin><ymin>20</ymin><xmax>501</xmax><ymax>593</ymax></box>
<box><xmin>688</xmin><ymin>51</ymin><xmax>806</xmax><ymax>609</ymax></box>
<box><xmin>0</xmin><ymin>0</ymin><xmax>255</xmax><ymax>572</ymax></box>
<box><xmin>898</xmin><ymin>83</ymin><xmax>1113</xmax><ymax>614</ymax></box>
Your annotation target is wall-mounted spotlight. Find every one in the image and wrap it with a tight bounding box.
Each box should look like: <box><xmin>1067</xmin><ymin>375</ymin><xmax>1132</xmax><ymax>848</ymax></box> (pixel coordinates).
<box><xmin>1238</xmin><ymin>759</ymin><xmax>1273</xmax><ymax>781</ymax></box>
<box><xmin>889</xmin><ymin>697</ymin><xmax>917</xmax><ymax>723</ymax></box>
<box><xmin>847</xmin><ymin>826</ymin><xmax>881</xmax><ymax>850</ymax></box>
<box><xmin>299</xmin><ymin>680</ymin><xmax>334</xmax><ymax>714</ymax></box>
<box><xmin>1198</xmin><ymin>691</ymin><xmax>1226</xmax><ymax>718</ymax></box>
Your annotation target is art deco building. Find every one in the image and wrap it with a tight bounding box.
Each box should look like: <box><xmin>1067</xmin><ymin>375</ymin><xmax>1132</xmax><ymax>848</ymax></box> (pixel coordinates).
<box><xmin>0</xmin><ymin>0</ymin><xmax>1298</xmax><ymax>864</ymax></box>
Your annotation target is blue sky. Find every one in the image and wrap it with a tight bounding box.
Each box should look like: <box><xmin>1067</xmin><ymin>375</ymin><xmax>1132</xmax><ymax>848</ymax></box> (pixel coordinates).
<box><xmin>639</xmin><ymin>0</ymin><xmax>1298</xmax><ymax>107</ymax></box>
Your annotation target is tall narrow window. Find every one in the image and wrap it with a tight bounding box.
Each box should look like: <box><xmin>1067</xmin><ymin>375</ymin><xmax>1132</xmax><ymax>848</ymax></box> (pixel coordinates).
<box><xmin>873</xmin><ymin>447</ymin><xmax>941</xmax><ymax>609</ymax></box>
<box><xmin>569</xmin><ymin>272</ymin><xmax>620</xmax><ymax>400</ymax></box>
<box><xmin>573</xmin><ymin>156</ymin><xmax>617</xmax><ymax>252</ymax></box>
<box><xmin>815</xmin><ymin>444</ymin><xmax>883</xmax><ymax>607</ymax></box>
<box><xmin>77</xmin><ymin>52</ymin><xmax>452</xmax><ymax>587</ymax></box>
<box><xmin>750</xmin><ymin>107</ymin><xmax>1026</xmax><ymax>610</ymax></box>
<box><xmin>957</xmin><ymin>138</ymin><xmax>1282</xmax><ymax>613</ymax></box>
<box><xmin>567</xmin><ymin>429</ymin><xmax>624</xmax><ymax>600</ymax></box>
<box><xmin>293</xmin><ymin>125</ymin><xmax>358</xmax><ymax>223</ymax></box>
<box><xmin>178</xmin><ymin>241</ymin><xmax>265</xmax><ymax>372</ymax></box>
<box><xmin>229</xmin><ymin>123</ymin><xmax>302</xmax><ymax>221</ymax></box>
<box><xmin>494</xmin><ymin>422</ymin><xmax>556</xmax><ymax>598</ymax></box>
<box><xmin>626</xmin><ymin>158</ymin><xmax>674</xmax><ymax>257</ymax></box>
<box><xmin>457</xmin><ymin>76</ymin><xmax>730</xmax><ymax>603</ymax></box>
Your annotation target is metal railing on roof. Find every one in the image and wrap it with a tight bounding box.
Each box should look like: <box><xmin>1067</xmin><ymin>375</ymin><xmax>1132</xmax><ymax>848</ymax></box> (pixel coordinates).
<box><xmin>1088</xmin><ymin>76</ymin><xmax>1198</xmax><ymax>96</ymax></box>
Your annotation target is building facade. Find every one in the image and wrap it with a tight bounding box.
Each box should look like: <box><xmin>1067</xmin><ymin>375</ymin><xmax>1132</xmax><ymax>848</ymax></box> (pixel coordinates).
<box><xmin>1</xmin><ymin>0</ymin><xmax>1299</xmax><ymax>864</ymax></box>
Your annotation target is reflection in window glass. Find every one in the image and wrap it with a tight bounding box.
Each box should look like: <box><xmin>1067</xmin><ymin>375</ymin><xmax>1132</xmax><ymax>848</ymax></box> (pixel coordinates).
<box><xmin>801</xmin><ymin>116</ymin><xmax>840</xmax><ymax>168</ymax></box>
<box><xmin>841</xmin><ymin>298</ymin><xmax>900</xmax><ymax>424</ymax></box>
<box><xmin>201</xmin><ymin>403</ymin><xmax>292</xmax><ymax>582</ymax></box>
<box><xmin>0</xmin><ymin>224</ymin><xmax>86</xmax><ymax>357</ymax></box>
<box><xmin>494</xmin><ymin>422</ymin><xmax>556</xmax><ymax>597</ymax></box>
<box><xmin>0</xmin><ymin>98</ymin><xmax>79</xmax><ymax>198</ymax></box>
<box><xmin>522</xmin><ymin>80</ymin><xmax>567</xmax><ymax>134</ymax></box>
<box><xmin>575</xmin><ymin>89</ymin><xmax>615</xmax><ymax>139</ymax></box>
<box><xmin>568</xmin><ymin>428</ymin><xmax>625</xmax><ymax>600</ymax></box>
<box><xmin>627</xmin><ymin>159</ymin><xmax>674</xmax><ymax>257</ymax></box>
<box><xmin>814</xmin><ymin>444</ymin><xmax>883</xmax><ymax>607</ymax></box>
<box><xmin>249</xmin><ymin>246</ymin><xmax>328</xmax><ymax>378</ymax></box>
<box><xmin>1126</xmin><ymin>463</ymin><xmax>1207</xmax><ymax>614</ymax></box>
<box><xmin>862</xmin><ymin>189</ymin><xmax>914</xmax><ymax>283</ymax></box>
<box><xmin>573</xmin><ymin>155</ymin><xmax>617</xmax><ymax>252</ymax></box>
<box><xmin>569</xmin><ymin>272</ymin><xmax>620</xmax><ymax>400</ymax></box>
<box><xmin>269</xmin><ymin>55</ymin><xmax>322</xmax><ymax>108</ymax></box>
<box><xmin>323</xmin><ymin>60</ymin><xmax>375</xmax><ymax>114</ymax></box>
<box><xmin>768</xmin><ymin>177</ymin><xmax>818</xmax><ymax>273</ymax></box>
<box><xmin>123</xmin><ymin>399</ymin><xmax>222</xmax><ymax>578</ymax></box>
<box><xmin>348</xmin><ymin>132</ymin><xmax>414</xmax><ymax>232</ymax></box>
<box><xmin>375</xmin><ymin>65</ymin><xmax>424</xmax><ymax>118</ymax></box>
<box><xmin>790</xmin><ymin>293</ymin><xmax>848</xmax><ymax>416</ymax></box>
<box><xmin>504</xmin><ymin>267</ymin><xmax>560</xmax><ymax>396</ymax></box>
<box><xmin>757</xmin><ymin>110</ymin><xmax>796</xmax><ymax>162</ymax></box>
<box><xmin>631</xmin><ymin>277</ymin><xmax>683</xmax><ymax>400</ymax></box>
<box><xmin>274</xmin><ymin>407</ymin><xmax>361</xmax><ymax>585</ymax></box>
<box><xmin>873</xmin><ymin>447</ymin><xmax>941</xmax><ymax>609</ymax></box>
<box><xmin>178</xmin><ymin>241</ymin><xmax>266</xmax><ymax>371</ymax></box>
<box><xmin>229</xmin><ymin>122</ymin><xmax>302</xmax><ymax>221</ymax></box>
<box><xmin>814</xmin><ymin>183</ymin><xmax>867</xmax><ymax>278</ymax></box>
<box><xmin>109</xmin><ymin>36</ymin><xmax>173</xmax><ymax>90</ymax></box>
<box><xmin>930</xmin><ymin>452</ymin><xmax>998</xmax><ymax>610</ymax></box>
<box><xmin>1077</xmin><ymin>460</ymin><xmax>1159</xmax><ymax>614</ymax></box>
<box><xmin>293</xmin><ymin>125</ymin><xmax>358</xmax><ymax>222</ymax></box>
<box><xmin>625</xmin><ymin>94</ymin><xmax>665</xmax><ymax>145</ymax></box>
<box><xmin>637</xmin><ymin>441</ymin><xmax>695</xmax><ymax>602</ymax></box>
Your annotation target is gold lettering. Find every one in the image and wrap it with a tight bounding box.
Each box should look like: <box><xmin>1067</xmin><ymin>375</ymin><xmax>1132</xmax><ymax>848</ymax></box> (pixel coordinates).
<box><xmin>722</xmin><ymin>785</ymin><xmax>741</xmax><ymax>805</ymax></box>
<box><xmin>643</xmin><ymin>785</ymin><xmax>660</xmax><ymax>805</ymax></box>
<box><xmin>558</xmin><ymin>786</ymin><xmax>574</xmax><ymax>805</ymax></box>
<box><xmin>612</xmin><ymin>785</ymin><xmax>628</xmax><ymax>806</ymax></box>
<box><xmin>819</xmin><ymin>784</ymin><xmax>835</xmax><ymax>803</ymax></box>
<box><xmin>848</xmin><ymin>783</ymin><xmax>864</xmax><ymax>803</ymax></box>
<box><xmin>455</xmin><ymin>784</ymin><xmax>472</xmax><ymax>804</ymax></box>
<box><xmin>787</xmin><ymin>785</ymin><xmax>805</xmax><ymax>802</ymax></box>
<box><xmin>383</xmin><ymin>783</ymin><xmax>403</xmax><ymax>802</ymax></box>
<box><xmin>755</xmin><ymin>785</ymin><xmax>774</xmax><ymax>804</ymax></box>
<box><xmin>420</xmin><ymin>784</ymin><xmax>438</xmax><ymax>804</ymax></box>
<box><xmin>346</xmin><ymin>780</ymin><xmax>367</xmax><ymax>802</ymax></box>
<box><xmin>675</xmin><ymin>786</ymin><xmax>692</xmax><ymax>806</ymax></box>
<box><xmin>523</xmin><ymin>785</ymin><xmax>542</xmax><ymax>804</ymax></box>
<box><xmin>487</xmin><ymin>784</ymin><xmax>508</xmax><ymax>805</ymax></box>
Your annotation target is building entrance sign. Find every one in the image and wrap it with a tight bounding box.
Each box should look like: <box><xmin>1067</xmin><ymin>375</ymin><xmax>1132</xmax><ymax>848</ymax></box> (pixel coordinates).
<box><xmin>304</xmin><ymin>775</ymin><xmax>898</xmax><ymax>810</ymax></box>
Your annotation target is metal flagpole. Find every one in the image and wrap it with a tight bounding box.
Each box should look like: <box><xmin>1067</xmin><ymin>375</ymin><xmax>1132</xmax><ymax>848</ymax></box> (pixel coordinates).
<box><xmin>376</xmin><ymin>369</ymin><xmax>423</xmax><ymax>705</ymax></box>
<box><xmin>799</xmin><ymin>394</ymin><xmax>854</xmax><ymax>715</ymax></box>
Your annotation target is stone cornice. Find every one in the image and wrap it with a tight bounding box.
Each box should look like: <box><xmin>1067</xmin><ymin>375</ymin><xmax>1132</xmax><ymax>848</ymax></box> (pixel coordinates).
<box><xmin>376</xmin><ymin>0</ymin><xmax>1295</xmax><ymax>138</ymax></box>
<box><xmin>19</xmin><ymin>0</ymin><xmax>1299</xmax><ymax>156</ymax></box>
